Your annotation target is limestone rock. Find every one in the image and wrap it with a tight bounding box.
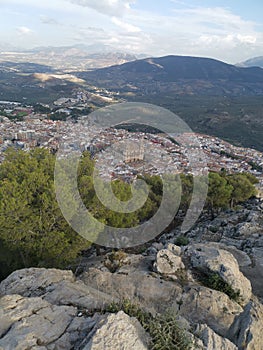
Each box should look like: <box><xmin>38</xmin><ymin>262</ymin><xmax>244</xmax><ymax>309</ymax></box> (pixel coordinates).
<box><xmin>0</xmin><ymin>268</ymin><xmax>75</xmax><ymax>297</ymax></box>
<box><xmin>0</xmin><ymin>294</ymin><xmax>90</xmax><ymax>350</ymax></box>
<box><xmin>83</xmin><ymin>311</ymin><xmax>149</xmax><ymax>350</ymax></box>
<box><xmin>236</xmin><ymin>222</ymin><xmax>262</xmax><ymax>237</ymax></box>
<box><xmin>186</xmin><ymin>244</ymin><xmax>252</xmax><ymax>306</ymax></box>
<box><xmin>153</xmin><ymin>248</ymin><xmax>185</xmax><ymax>275</ymax></box>
<box><xmin>179</xmin><ymin>286</ymin><xmax>243</xmax><ymax>336</ymax></box>
<box><xmin>82</xmin><ymin>267</ymin><xmax>183</xmax><ymax>314</ymax></box>
<box><xmin>227</xmin><ymin>298</ymin><xmax>263</xmax><ymax>350</ymax></box>
<box><xmin>0</xmin><ymin>268</ymin><xmax>114</xmax><ymax>310</ymax></box>
<box><xmin>167</xmin><ymin>243</ymin><xmax>182</xmax><ymax>256</ymax></box>
<box><xmin>195</xmin><ymin>324</ymin><xmax>237</xmax><ymax>350</ymax></box>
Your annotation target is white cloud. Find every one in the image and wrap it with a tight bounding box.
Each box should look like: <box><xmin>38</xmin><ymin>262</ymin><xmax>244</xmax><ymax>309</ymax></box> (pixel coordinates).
<box><xmin>16</xmin><ymin>26</ymin><xmax>33</xmax><ymax>35</ymax></box>
<box><xmin>111</xmin><ymin>17</ymin><xmax>140</xmax><ymax>33</ymax></box>
<box><xmin>68</xmin><ymin>0</ymin><xmax>135</xmax><ymax>16</ymax></box>
<box><xmin>236</xmin><ymin>34</ymin><xmax>257</xmax><ymax>44</ymax></box>
<box><xmin>124</xmin><ymin>6</ymin><xmax>263</xmax><ymax>62</ymax></box>
<box><xmin>1</xmin><ymin>1</ymin><xmax>263</xmax><ymax>62</ymax></box>
<box><xmin>40</xmin><ymin>16</ymin><xmax>60</xmax><ymax>25</ymax></box>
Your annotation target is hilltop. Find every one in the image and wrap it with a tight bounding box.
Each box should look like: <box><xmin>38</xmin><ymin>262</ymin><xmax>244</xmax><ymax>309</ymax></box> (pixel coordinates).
<box><xmin>80</xmin><ymin>55</ymin><xmax>263</xmax><ymax>96</ymax></box>
<box><xmin>1</xmin><ymin>54</ymin><xmax>263</xmax><ymax>150</ymax></box>
<box><xmin>238</xmin><ymin>56</ymin><xmax>263</xmax><ymax>69</ymax></box>
<box><xmin>0</xmin><ymin>198</ymin><xmax>263</xmax><ymax>349</ymax></box>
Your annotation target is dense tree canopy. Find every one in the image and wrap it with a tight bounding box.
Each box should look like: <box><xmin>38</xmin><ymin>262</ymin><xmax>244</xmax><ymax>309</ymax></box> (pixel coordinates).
<box><xmin>0</xmin><ymin>148</ymin><xmax>90</xmax><ymax>279</ymax></box>
<box><xmin>0</xmin><ymin>148</ymin><xmax>258</xmax><ymax>280</ymax></box>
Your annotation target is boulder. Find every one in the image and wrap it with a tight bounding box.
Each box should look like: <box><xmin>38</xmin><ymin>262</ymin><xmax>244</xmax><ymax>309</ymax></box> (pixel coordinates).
<box><xmin>83</xmin><ymin>311</ymin><xmax>149</xmax><ymax>350</ymax></box>
<box><xmin>185</xmin><ymin>244</ymin><xmax>252</xmax><ymax>306</ymax></box>
<box><xmin>0</xmin><ymin>268</ymin><xmax>114</xmax><ymax>310</ymax></box>
<box><xmin>0</xmin><ymin>294</ymin><xmax>93</xmax><ymax>350</ymax></box>
<box><xmin>195</xmin><ymin>324</ymin><xmax>238</xmax><ymax>350</ymax></box>
<box><xmin>227</xmin><ymin>298</ymin><xmax>263</xmax><ymax>350</ymax></box>
<box><xmin>153</xmin><ymin>248</ymin><xmax>185</xmax><ymax>275</ymax></box>
<box><xmin>179</xmin><ymin>286</ymin><xmax>243</xmax><ymax>336</ymax></box>
<box><xmin>167</xmin><ymin>243</ymin><xmax>182</xmax><ymax>256</ymax></box>
<box><xmin>81</xmin><ymin>267</ymin><xmax>183</xmax><ymax>314</ymax></box>
<box><xmin>0</xmin><ymin>268</ymin><xmax>74</xmax><ymax>297</ymax></box>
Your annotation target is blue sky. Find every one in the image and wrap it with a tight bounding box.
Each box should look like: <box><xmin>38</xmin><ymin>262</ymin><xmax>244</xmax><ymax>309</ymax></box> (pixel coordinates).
<box><xmin>0</xmin><ymin>0</ymin><xmax>262</xmax><ymax>63</ymax></box>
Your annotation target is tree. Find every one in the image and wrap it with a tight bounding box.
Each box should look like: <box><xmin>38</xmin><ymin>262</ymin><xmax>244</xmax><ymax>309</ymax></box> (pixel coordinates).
<box><xmin>206</xmin><ymin>172</ymin><xmax>233</xmax><ymax>218</ymax></box>
<box><xmin>179</xmin><ymin>174</ymin><xmax>193</xmax><ymax>212</ymax></box>
<box><xmin>0</xmin><ymin>148</ymin><xmax>90</xmax><ymax>279</ymax></box>
<box><xmin>227</xmin><ymin>174</ymin><xmax>257</xmax><ymax>207</ymax></box>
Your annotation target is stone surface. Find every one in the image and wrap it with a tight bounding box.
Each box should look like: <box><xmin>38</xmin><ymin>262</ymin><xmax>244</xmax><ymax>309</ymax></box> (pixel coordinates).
<box><xmin>186</xmin><ymin>244</ymin><xmax>252</xmax><ymax>306</ymax></box>
<box><xmin>0</xmin><ymin>268</ymin><xmax>115</xmax><ymax>310</ymax></box>
<box><xmin>83</xmin><ymin>311</ymin><xmax>149</xmax><ymax>350</ymax></box>
<box><xmin>179</xmin><ymin>286</ymin><xmax>243</xmax><ymax>336</ymax></box>
<box><xmin>236</xmin><ymin>222</ymin><xmax>262</xmax><ymax>237</ymax></box>
<box><xmin>82</xmin><ymin>267</ymin><xmax>183</xmax><ymax>314</ymax></box>
<box><xmin>241</xmin><ymin>247</ymin><xmax>263</xmax><ymax>303</ymax></box>
<box><xmin>0</xmin><ymin>294</ymin><xmax>92</xmax><ymax>350</ymax></box>
<box><xmin>195</xmin><ymin>324</ymin><xmax>238</xmax><ymax>350</ymax></box>
<box><xmin>0</xmin><ymin>268</ymin><xmax>74</xmax><ymax>297</ymax></box>
<box><xmin>227</xmin><ymin>298</ymin><xmax>263</xmax><ymax>350</ymax></box>
<box><xmin>167</xmin><ymin>243</ymin><xmax>182</xmax><ymax>256</ymax></box>
<box><xmin>153</xmin><ymin>248</ymin><xmax>185</xmax><ymax>275</ymax></box>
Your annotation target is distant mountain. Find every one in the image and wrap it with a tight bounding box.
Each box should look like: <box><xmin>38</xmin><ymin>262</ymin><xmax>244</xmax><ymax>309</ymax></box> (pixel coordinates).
<box><xmin>0</xmin><ymin>45</ymin><xmax>140</xmax><ymax>71</ymax></box>
<box><xmin>79</xmin><ymin>55</ymin><xmax>263</xmax><ymax>151</ymax></box>
<box><xmin>0</xmin><ymin>61</ymin><xmax>54</xmax><ymax>74</ymax></box>
<box><xmin>238</xmin><ymin>56</ymin><xmax>263</xmax><ymax>69</ymax></box>
<box><xmin>80</xmin><ymin>55</ymin><xmax>263</xmax><ymax>96</ymax></box>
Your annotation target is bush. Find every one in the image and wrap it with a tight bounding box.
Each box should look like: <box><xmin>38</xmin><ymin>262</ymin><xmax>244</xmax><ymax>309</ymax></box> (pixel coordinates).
<box><xmin>200</xmin><ymin>271</ymin><xmax>240</xmax><ymax>302</ymax></box>
<box><xmin>105</xmin><ymin>299</ymin><xmax>192</xmax><ymax>350</ymax></box>
<box><xmin>175</xmin><ymin>236</ymin><xmax>189</xmax><ymax>246</ymax></box>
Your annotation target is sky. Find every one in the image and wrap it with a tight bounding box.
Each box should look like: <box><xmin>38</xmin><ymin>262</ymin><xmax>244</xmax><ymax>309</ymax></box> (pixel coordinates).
<box><xmin>0</xmin><ymin>0</ymin><xmax>263</xmax><ymax>63</ymax></box>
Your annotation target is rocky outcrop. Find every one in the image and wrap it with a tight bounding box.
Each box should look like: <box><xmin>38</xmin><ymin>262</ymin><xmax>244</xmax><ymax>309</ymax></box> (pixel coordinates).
<box><xmin>82</xmin><ymin>267</ymin><xmax>183</xmax><ymax>314</ymax></box>
<box><xmin>0</xmin><ymin>268</ymin><xmax>115</xmax><ymax>310</ymax></box>
<box><xmin>185</xmin><ymin>244</ymin><xmax>252</xmax><ymax>306</ymax></box>
<box><xmin>0</xmin><ymin>293</ymin><xmax>149</xmax><ymax>350</ymax></box>
<box><xmin>194</xmin><ymin>324</ymin><xmax>238</xmax><ymax>350</ymax></box>
<box><xmin>179</xmin><ymin>286</ymin><xmax>242</xmax><ymax>336</ymax></box>
<box><xmin>153</xmin><ymin>246</ymin><xmax>185</xmax><ymax>275</ymax></box>
<box><xmin>83</xmin><ymin>311</ymin><xmax>149</xmax><ymax>350</ymax></box>
<box><xmin>1</xmin><ymin>201</ymin><xmax>263</xmax><ymax>349</ymax></box>
<box><xmin>0</xmin><ymin>294</ymin><xmax>93</xmax><ymax>350</ymax></box>
<box><xmin>227</xmin><ymin>299</ymin><xmax>263</xmax><ymax>350</ymax></box>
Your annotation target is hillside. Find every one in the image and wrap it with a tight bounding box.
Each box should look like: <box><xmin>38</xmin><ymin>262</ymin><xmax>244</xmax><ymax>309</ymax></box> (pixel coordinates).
<box><xmin>0</xmin><ymin>199</ymin><xmax>263</xmax><ymax>349</ymax></box>
<box><xmin>0</xmin><ymin>45</ymin><xmax>138</xmax><ymax>71</ymax></box>
<box><xmin>0</xmin><ymin>65</ymin><xmax>80</xmax><ymax>104</ymax></box>
<box><xmin>238</xmin><ymin>56</ymin><xmax>263</xmax><ymax>68</ymax></box>
<box><xmin>1</xmin><ymin>55</ymin><xmax>263</xmax><ymax>150</ymax></box>
<box><xmin>79</xmin><ymin>55</ymin><xmax>263</xmax><ymax>151</ymax></box>
<box><xmin>80</xmin><ymin>55</ymin><xmax>263</xmax><ymax>95</ymax></box>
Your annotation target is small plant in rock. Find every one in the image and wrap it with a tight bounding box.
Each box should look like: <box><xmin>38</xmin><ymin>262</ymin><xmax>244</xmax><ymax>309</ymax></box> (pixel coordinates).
<box><xmin>175</xmin><ymin>236</ymin><xmax>189</xmax><ymax>246</ymax></box>
<box><xmin>104</xmin><ymin>250</ymin><xmax>128</xmax><ymax>272</ymax></box>
<box><xmin>209</xmin><ymin>226</ymin><xmax>218</xmax><ymax>233</ymax></box>
<box><xmin>149</xmin><ymin>312</ymin><xmax>192</xmax><ymax>350</ymax></box>
<box><xmin>104</xmin><ymin>299</ymin><xmax>193</xmax><ymax>350</ymax></box>
<box><xmin>175</xmin><ymin>268</ymin><xmax>189</xmax><ymax>286</ymax></box>
<box><xmin>200</xmin><ymin>271</ymin><xmax>240</xmax><ymax>302</ymax></box>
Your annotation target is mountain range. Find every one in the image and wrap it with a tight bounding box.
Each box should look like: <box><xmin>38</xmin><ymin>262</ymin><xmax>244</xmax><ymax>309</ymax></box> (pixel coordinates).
<box><xmin>0</xmin><ymin>45</ymin><xmax>140</xmax><ymax>71</ymax></box>
<box><xmin>238</xmin><ymin>56</ymin><xmax>263</xmax><ymax>68</ymax></box>
<box><xmin>80</xmin><ymin>55</ymin><xmax>263</xmax><ymax>96</ymax></box>
<box><xmin>77</xmin><ymin>55</ymin><xmax>263</xmax><ymax>151</ymax></box>
<box><xmin>1</xmin><ymin>53</ymin><xmax>263</xmax><ymax>151</ymax></box>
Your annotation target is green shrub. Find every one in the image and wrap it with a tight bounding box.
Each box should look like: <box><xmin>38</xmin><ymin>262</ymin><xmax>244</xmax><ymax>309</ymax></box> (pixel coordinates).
<box><xmin>175</xmin><ymin>236</ymin><xmax>189</xmax><ymax>246</ymax></box>
<box><xmin>200</xmin><ymin>272</ymin><xmax>240</xmax><ymax>302</ymax></box>
<box><xmin>105</xmin><ymin>299</ymin><xmax>192</xmax><ymax>350</ymax></box>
